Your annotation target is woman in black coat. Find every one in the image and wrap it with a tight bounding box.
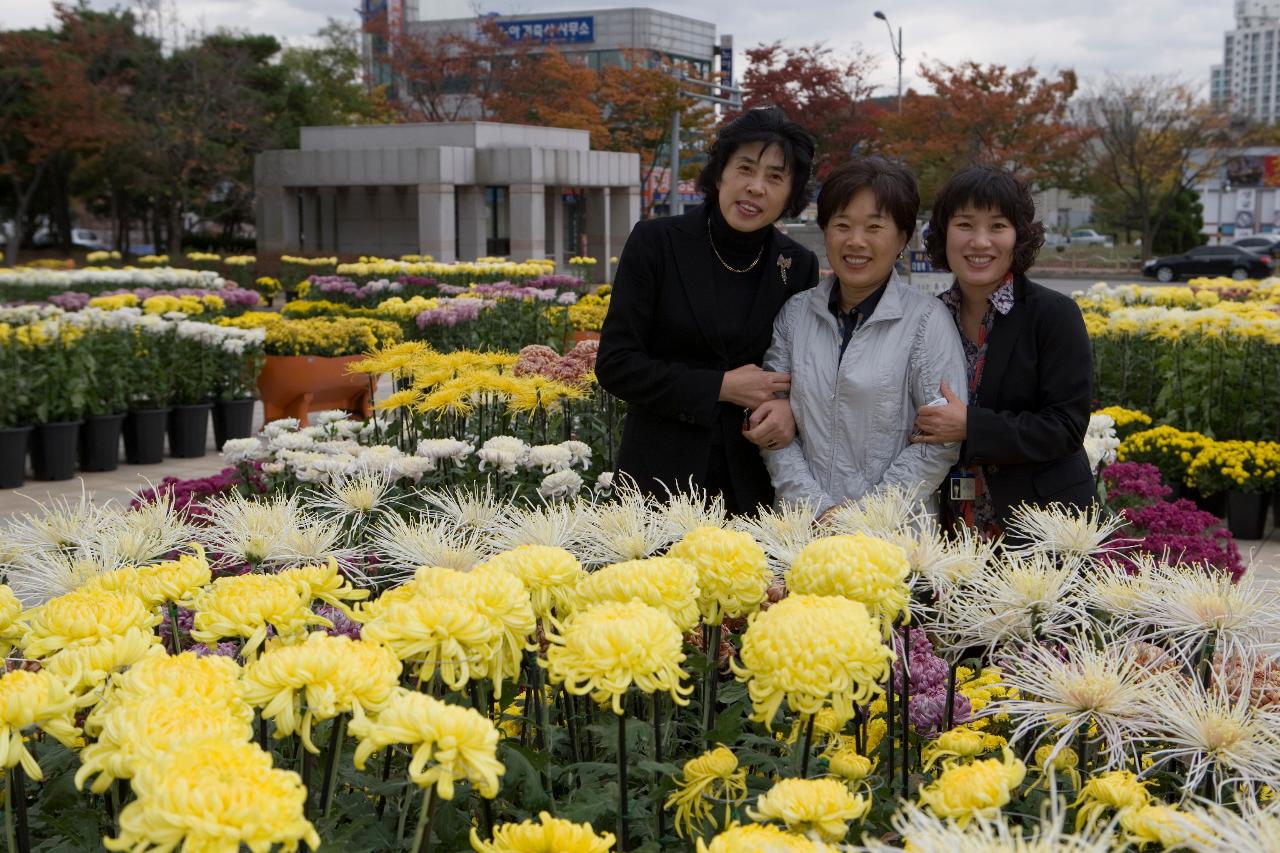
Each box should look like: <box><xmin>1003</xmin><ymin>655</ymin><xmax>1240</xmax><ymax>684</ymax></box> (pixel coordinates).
<box><xmin>910</xmin><ymin>165</ymin><xmax>1095</xmax><ymax>536</ymax></box>
<box><xmin>595</xmin><ymin>108</ymin><xmax>819</xmax><ymax>514</ymax></box>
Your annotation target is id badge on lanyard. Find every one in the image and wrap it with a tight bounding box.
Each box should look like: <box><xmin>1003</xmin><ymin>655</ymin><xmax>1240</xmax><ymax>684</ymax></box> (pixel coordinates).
<box><xmin>949</xmin><ymin>471</ymin><xmax>977</xmax><ymax>502</ymax></box>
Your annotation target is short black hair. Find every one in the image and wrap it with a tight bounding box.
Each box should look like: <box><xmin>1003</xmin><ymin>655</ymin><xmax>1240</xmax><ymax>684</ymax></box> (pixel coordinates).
<box><xmin>816</xmin><ymin>156</ymin><xmax>919</xmax><ymax>241</ymax></box>
<box><xmin>696</xmin><ymin>106</ymin><xmax>816</xmax><ymax>220</ymax></box>
<box><xmin>925</xmin><ymin>165</ymin><xmax>1045</xmax><ymax>276</ymax></box>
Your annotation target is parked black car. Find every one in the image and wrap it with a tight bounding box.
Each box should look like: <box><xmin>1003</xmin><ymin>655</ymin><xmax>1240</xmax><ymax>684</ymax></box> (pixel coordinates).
<box><xmin>1142</xmin><ymin>245</ymin><xmax>1274</xmax><ymax>282</ymax></box>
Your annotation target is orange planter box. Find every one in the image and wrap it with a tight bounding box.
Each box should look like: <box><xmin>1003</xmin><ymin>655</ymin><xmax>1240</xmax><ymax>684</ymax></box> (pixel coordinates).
<box><xmin>256</xmin><ymin>355</ymin><xmax>372</xmax><ymax>427</ymax></box>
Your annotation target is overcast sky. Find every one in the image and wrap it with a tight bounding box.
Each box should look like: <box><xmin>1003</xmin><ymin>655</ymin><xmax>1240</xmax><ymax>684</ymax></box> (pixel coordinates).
<box><xmin>4</xmin><ymin>0</ymin><xmax>1233</xmax><ymax>96</ymax></box>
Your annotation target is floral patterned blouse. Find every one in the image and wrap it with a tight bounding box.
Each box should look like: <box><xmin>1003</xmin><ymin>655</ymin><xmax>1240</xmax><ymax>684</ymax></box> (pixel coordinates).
<box><xmin>939</xmin><ymin>276</ymin><xmax>1015</xmax><ymax>536</ymax></box>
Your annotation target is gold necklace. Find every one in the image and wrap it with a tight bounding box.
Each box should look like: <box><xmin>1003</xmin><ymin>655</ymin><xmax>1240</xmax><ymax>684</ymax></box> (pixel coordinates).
<box><xmin>707</xmin><ymin>220</ymin><xmax>765</xmax><ymax>273</ymax></box>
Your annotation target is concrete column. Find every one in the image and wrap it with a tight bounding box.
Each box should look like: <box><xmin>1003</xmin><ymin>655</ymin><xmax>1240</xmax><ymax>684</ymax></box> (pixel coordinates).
<box><xmin>546</xmin><ymin>187</ymin><xmax>567</xmax><ymax>270</ymax></box>
<box><xmin>509</xmin><ymin>183</ymin><xmax>546</xmax><ymax>260</ymax></box>
<box><xmin>417</xmin><ymin>183</ymin><xmax>457</xmax><ymax>263</ymax></box>
<box><xmin>608</xmin><ymin>185</ymin><xmax>640</xmax><ymax>281</ymax></box>
<box><xmin>456</xmin><ymin>185</ymin><xmax>487</xmax><ymax>262</ymax></box>
<box><xmin>281</xmin><ymin>187</ymin><xmax>301</xmax><ymax>252</ymax></box>
<box><xmin>585</xmin><ymin>187</ymin><xmax>611</xmax><ymax>283</ymax></box>
<box><xmin>317</xmin><ymin>188</ymin><xmax>338</xmax><ymax>252</ymax></box>
<box><xmin>253</xmin><ymin>186</ymin><xmax>287</xmax><ymax>253</ymax></box>
<box><xmin>299</xmin><ymin>189</ymin><xmax>319</xmax><ymax>253</ymax></box>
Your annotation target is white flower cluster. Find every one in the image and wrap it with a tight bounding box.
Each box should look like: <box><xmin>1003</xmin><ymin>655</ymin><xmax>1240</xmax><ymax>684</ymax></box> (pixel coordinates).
<box><xmin>0</xmin><ymin>267</ymin><xmax>226</xmax><ymax>291</ymax></box>
<box><xmin>1085</xmin><ymin>413</ymin><xmax>1121</xmax><ymax>473</ymax></box>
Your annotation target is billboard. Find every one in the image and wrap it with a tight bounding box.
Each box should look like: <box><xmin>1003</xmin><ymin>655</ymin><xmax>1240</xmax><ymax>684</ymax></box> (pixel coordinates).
<box><xmin>1225</xmin><ymin>154</ymin><xmax>1280</xmax><ymax>188</ymax></box>
<box><xmin>643</xmin><ymin>168</ymin><xmax>703</xmax><ymax>208</ymax></box>
<box><xmin>496</xmin><ymin>16</ymin><xmax>595</xmax><ymax>44</ymax></box>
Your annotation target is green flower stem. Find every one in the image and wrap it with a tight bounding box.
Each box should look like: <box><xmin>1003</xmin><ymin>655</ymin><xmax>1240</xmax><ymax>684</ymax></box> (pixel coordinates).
<box><xmin>798</xmin><ymin>713</ymin><xmax>816</xmax><ymax>779</ymax></box>
<box><xmin>375</xmin><ymin>747</ymin><xmax>395</xmax><ymax>820</ymax></box>
<box><xmin>885</xmin><ymin>669</ymin><xmax>896</xmax><ymax>796</ymax></box>
<box><xmin>5</xmin><ymin>765</ymin><xmax>15</xmax><ymax>853</ymax></box>
<box><xmin>6</xmin><ymin>766</ymin><xmax>28</xmax><ymax>853</ymax></box>
<box><xmin>702</xmin><ymin>623</ymin><xmax>723</xmax><ymax>747</ymax></box>
<box><xmin>944</xmin><ymin>658</ymin><xmax>959</xmax><ymax>733</ymax></box>
<box><xmin>900</xmin><ymin>621</ymin><xmax>910</xmax><ymax>792</ymax></box>
<box><xmin>652</xmin><ymin>694</ymin><xmax>664</xmax><ymax>840</ymax></box>
<box><xmin>617</xmin><ymin>710</ymin><xmax>630</xmax><ymax>852</ymax></box>
<box><xmin>409</xmin><ymin>786</ymin><xmax>437</xmax><ymax>853</ymax></box>
<box><xmin>167</xmin><ymin>602</ymin><xmax>182</xmax><ymax>655</ymax></box>
<box><xmin>319</xmin><ymin>714</ymin><xmax>347</xmax><ymax>818</ymax></box>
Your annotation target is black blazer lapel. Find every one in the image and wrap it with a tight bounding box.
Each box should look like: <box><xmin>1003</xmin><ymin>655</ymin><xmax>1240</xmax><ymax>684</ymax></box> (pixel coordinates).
<box><xmin>669</xmin><ymin>204</ymin><xmax>728</xmax><ymax>361</ymax></box>
<box><xmin>975</xmin><ymin>277</ymin><xmax>1029</xmax><ymax>409</ymax></box>
<box><xmin>733</xmin><ymin>232</ymin><xmax>794</xmax><ymax>363</ymax></box>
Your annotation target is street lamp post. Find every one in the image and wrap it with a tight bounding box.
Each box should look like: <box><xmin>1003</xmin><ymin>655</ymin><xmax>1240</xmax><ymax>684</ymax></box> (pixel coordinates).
<box><xmin>873</xmin><ymin>10</ymin><xmax>903</xmax><ymax>114</ymax></box>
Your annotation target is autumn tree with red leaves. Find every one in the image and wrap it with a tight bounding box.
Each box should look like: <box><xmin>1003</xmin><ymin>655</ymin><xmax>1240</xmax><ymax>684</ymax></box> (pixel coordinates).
<box><xmin>735</xmin><ymin>42</ymin><xmax>881</xmax><ymax>177</ymax></box>
<box><xmin>877</xmin><ymin>61</ymin><xmax>1089</xmax><ymax>202</ymax></box>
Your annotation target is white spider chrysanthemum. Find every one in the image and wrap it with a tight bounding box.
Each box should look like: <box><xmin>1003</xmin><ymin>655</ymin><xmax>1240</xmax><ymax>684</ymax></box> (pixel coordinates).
<box><xmin>420</xmin><ymin>484</ymin><xmax>505</xmax><ymax>532</ymax></box>
<box><xmin>311</xmin><ymin>471</ymin><xmax>396</xmax><ymax>530</ymax></box>
<box><xmin>7</xmin><ymin>551</ymin><xmax>114</xmax><ymax>605</ymax></box>
<box><xmin>262</xmin><ymin>517</ymin><xmax>363</xmax><ymax>581</ymax></box>
<box><xmin>855</xmin><ymin>801</ymin><xmax>1115</xmax><ymax>853</ymax></box>
<box><xmin>490</xmin><ymin>500</ymin><xmax>585</xmax><ymax>552</ymax></box>
<box><xmin>92</xmin><ymin>496</ymin><xmax>192</xmax><ymax>568</ymax></box>
<box><xmin>824</xmin><ymin>484</ymin><xmax>927</xmax><ymax>539</ymax></box>
<box><xmin>196</xmin><ymin>492</ymin><xmax>303</xmax><ymax>567</ymax></box>
<box><xmin>1126</xmin><ymin>561</ymin><xmax>1280</xmax><ymax>662</ymax></box>
<box><xmin>573</xmin><ymin>482</ymin><xmax>667</xmax><ymax>567</ymax></box>
<box><xmin>370</xmin><ymin>515</ymin><xmax>490</xmax><ymax>579</ymax></box>
<box><xmin>1005</xmin><ymin>503</ymin><xmax>1126</xmax><ymax>559</ymax></box>
<box><xmin>933</xmin><ymin>551</ymin><xmax>1085</xmax><ymax>655</ymax></box>
<box><xmin>1140</xmin><ymin>674</ymin><xmax>1280</xmax><ymax>800</ymax></box>
<box><xmin>889</xmin><ymin>515</ymin><xmax>995</xmax><ymax>593</ymax></box>
<box><xmin>3</xmin><ymin>489</ymin><xmax>101</xmax><ymax>554</ymax></box>
<box><xmin>732</xmin><ymin>500</ymin><xmax>821</xmax><ymax>575</ymax></box>
<box><xmin>988</xmin><ymin>633</ymin><xmax>1174</xmax><ymax>769</ymax></box>
<box><xmin>1177</xmin><ymin>797</ymin><xmax>1280</xmax><ymax>853</ymax></box>
<box><xmin>1081</xmin><ymin>557</ymin><xmax>1157</xmax><ymax>623</ymax></box>
<box><xmin>656</xmin><ymin>487</ymin><xmax>726</xmax><ymax>545</ymax></box>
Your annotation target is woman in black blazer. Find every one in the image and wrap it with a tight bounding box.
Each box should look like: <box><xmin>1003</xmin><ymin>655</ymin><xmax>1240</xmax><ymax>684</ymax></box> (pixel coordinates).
<box><xmin>595</xmin><ymin>108</ymin><xmax>820</xmax><ymax>514</ymax></box>
<box><xmin>910</xmin><ymin>165</ymin><xmax>1094</xmax><ymax>535</ymax></box>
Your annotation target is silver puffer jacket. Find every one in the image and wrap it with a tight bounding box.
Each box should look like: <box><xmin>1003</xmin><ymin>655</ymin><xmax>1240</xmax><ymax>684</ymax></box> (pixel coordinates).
<box><xmin>762</xmin><ymin>272</ymin><xmax>968</xmax><ymax>515</ymax></box>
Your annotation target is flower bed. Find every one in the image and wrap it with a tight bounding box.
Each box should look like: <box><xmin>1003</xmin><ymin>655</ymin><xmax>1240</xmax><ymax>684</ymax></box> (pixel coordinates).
<box><xmin>0</xmin><ymin>479</ymin><xmax>1274</xmax><ymax>851</ymax></box>
<box><xmin>42</xmin><ymin>286</ymin><xmax>261</xmax><ymax>317</ymax></box>
<box><xmin>1078</xmin><ymin>280</ymin><xmax>1280</xmax><ymax>441</ymax></box>
<box><xmin>0</xmin><ymin>267</ymin><xmax>228</xmax><ymax>301</ymax></box>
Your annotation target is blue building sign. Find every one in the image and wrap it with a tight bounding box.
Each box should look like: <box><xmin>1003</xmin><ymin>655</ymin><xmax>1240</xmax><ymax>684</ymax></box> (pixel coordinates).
<box><xmin>498</xmin><ymin>16</ymin><xmax>595</xmax><ymax>44</ymax></box>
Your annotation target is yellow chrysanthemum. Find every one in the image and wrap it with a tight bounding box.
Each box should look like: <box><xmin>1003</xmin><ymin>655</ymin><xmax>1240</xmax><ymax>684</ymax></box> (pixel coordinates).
<box><xmin>278</xmin><ymin>558</ymin><xmax>370</xmax><ymax>617</ymax></box>
<box><xmin>545</xmin><ymin>600</ymin><xmax>692</xmax><ymax>715</ymax></box>
<box><xmin>786</xmin><ymin>534</ymin><xmax>911</xmax><ymax>631</ymax></box>
<box><xmin>104</xmin><ymin>737</ymin><xmax>319</xmax><ymax>853</ymax></box>
<box><xmin>748</xmin><ymin>777</ymin><xmax>869</xmax><ymax>841</ymax></box>
<box><xmin>478</xmin><ymin>545</ymin><xmax>584</xmax><ymax>624</ymax></box>
<box><xmin>1119</xmin><ymin>804</ymin><xmax>1206</xmax><ymax>849</ymax></box>
<box><xmin>695</xmin><ymin>822</ymin><xmax>836</xmax><ymax>852</ymax></box>
<box><xmin>573</xmin><ymin>557</ymin><xmax>701</xmax><ymax>631</ymax></box>
<box><xmin>1032</xmin><ymin>744</ymin><xmax>1082</xmax><ymax>791</ymax></box>
<box><xmin>188</xmin><ymin>574</ymin><xmax>331</xmax><ymax>660</ymax></box>
<box><xmin>667</xmin><ymin>526</ymin><xmax>771</xmax><ymax>625</ymax></box>
<box><xmin>21</xmin><ymin>589</ymin><xmax>159</xmax><ymax>658</ymax></box>
<box><xmin>0</xmin><ymin>669</ymin><xmax>81</xmax><ymax>779</ymax></box>
<box><xmin>470</xmin><ymin>810</ymin><xmax>615</xmax><ymax>853</ymax></box>
<box><xmin>916</xmin><ymin>747</ymin><xmax>1027</xmax><ymax>826</ymax></box>
<box><xmin>0</xmin><ymin>585</ymin><xmax>23</xmax><ymax>655</ymax></box>
<box><xmin>731</xmin><ymin>594</ymin><xmax>892</xmax><ymax>727</ymax></box>
<box><xmin>1074</xmin><ymin>769</ymin><xmax>1152</xmax><ymax>832</ymax></box>
<box><xmin>41</xmin><ymin>628</ymin><xmax>164</xmax><ymax>694</ymax></box>
<box><xmin>242</xmin><ymin>632</ymin><xmax>402</xmax><ymax>752</ymax></box>
<box><xmin>920</xmin><ymin>726</ymin><xmax>1006</xmax><ymax>771</ymax></box>
<box><xmin>665</xmin><ymin>746</ymin><xmax>749</xmax><ymax>837</ymax></box>
<box><xmin>825</xmin><ymin>742</ymin><xmax>874</xmax><ymax>783</ymax></box>
<box><xmin>362</xmin><ymin>590</ymin><xmax>497</xmax><ymax>691</ymax></box>
<box><xmin>349</xmin><ymin>687</ymin><xmax>504</xmax><ymax>799</ymax></box>
<box><xmin>80</xmin><ymin>546</ymin><xmax>213</xmax><ymax>606</ymax></box>
<box><xmin>414</xmin><ymin>566</ymin><xmax>535</xmax><ymax>694</ymax></box>
<box><xmin>76</xmin><ymin>694</ymin><xmax>254</xmax><ymax>793</ymax></box>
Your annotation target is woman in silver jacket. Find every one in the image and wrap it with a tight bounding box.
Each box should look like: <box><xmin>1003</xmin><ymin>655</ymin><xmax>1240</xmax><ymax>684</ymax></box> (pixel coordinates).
<box><xmin>762</xmin><ymin>156</ymin><xmax>967</xmax><ymax>517</ymax></box>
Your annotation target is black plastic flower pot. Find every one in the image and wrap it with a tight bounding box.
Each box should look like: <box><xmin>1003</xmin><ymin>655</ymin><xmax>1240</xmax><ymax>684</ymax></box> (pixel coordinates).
<box><xmin>167</xmin><ymin>403</ymin><xmax>213</xmax><ymax>458</ymax></box>
<box><xmin>30</xmin><ymin>420</ymin><xmax>82</xmax><ymax>481</ymax></box>
<box><xmin>212</xmin><ymin>398</ymin><xmax>256</xmax><ymax>449</ymax></box>
<box><xmin>1191</xmin><ymin>488</ymin><xmax>1226</xmax><ymax>519</ymax></box>
<box><xmin>79</xmin><ymin>413</ymin><xmax>125</xmax><ymax>472</ymax></box>
<box><xmin>123</xmin><ymin>408</ymin><xmax>169</xmax><ymax>465</ymax></box>
<box><xmin>0</xmin><ymin>425</ymin><xmax>31</xmax><ymax>489</ymax></box>
<box><xmin>1227</xmin><ymin>490</ymin><xmax>1270</xmax><ymax>541</ymax></box>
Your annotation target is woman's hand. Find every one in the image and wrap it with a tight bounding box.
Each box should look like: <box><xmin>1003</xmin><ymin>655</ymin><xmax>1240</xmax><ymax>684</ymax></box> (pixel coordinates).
<box><xmin>719</xmin><ymin>364</ymin><xmax>790</xmax><ymax>410</ymax></box>
<box><xmin>910</xmin><ymin>381</ymin><xmax>967</xmax><ymax>444</ymax></box>
<box><xmin>743</xmin><ymin>398</ymin><xmax>796</xmax><ymax>450</ymax></box>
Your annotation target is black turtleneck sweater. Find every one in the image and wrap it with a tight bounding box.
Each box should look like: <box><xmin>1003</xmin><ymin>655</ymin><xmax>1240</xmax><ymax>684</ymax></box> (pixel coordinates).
<box><xmin>707</xmin><ymin>202</ymin><xmax>771</xmax><ymax>350</ymax></box>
